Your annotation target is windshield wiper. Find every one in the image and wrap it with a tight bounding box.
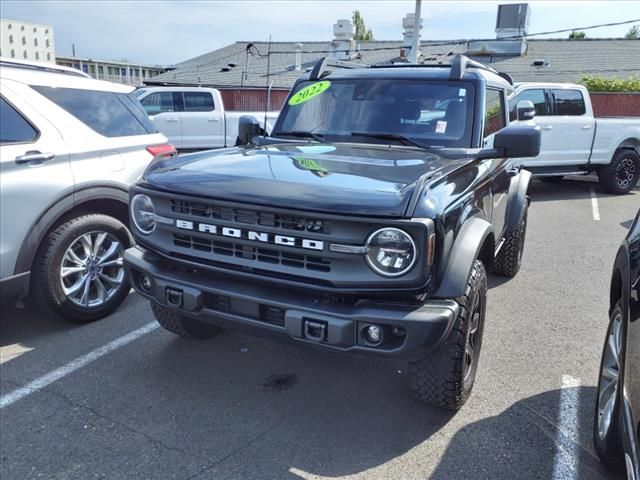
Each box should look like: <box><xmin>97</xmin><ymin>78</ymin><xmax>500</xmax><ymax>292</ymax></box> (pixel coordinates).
<box><xmin>350</xmin><ymin>131</ymin><xmax>429</xmax><ymax>149</ymax></box>
<box><xmin>276</xmin><ymin>131</ymin><xmax>327</xmax><ymax>143</ymax></box>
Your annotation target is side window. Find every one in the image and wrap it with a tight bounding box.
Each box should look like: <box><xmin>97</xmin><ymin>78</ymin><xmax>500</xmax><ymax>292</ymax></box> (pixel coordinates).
<box><xmin>484</xmin><ymin>89</ymin><xmax>506</xmax><ymax>138</ymax></box>
<box><xmin>552</xmin><ymin>89</ymin><xmax>586</xmax><ymax>116</ymax></box>
<box><xmin>510</xmin><ymin>89</ymin><xmax>547</xmax><ymax>120</ymax></box>
<box><xmin>0</xmin><ymin>97</ymin><xmax>38</xmax><ymax>144</ymax></box>
<box><xmin>32</xmin><ymin>86</ymin><xmax>158</xmax><ymax>137</ymax></box>
<box><xmin>183</xmin><ymin>92</ymin><xmax>214</xmax><ymax>112</ymax></box>
<box><xmin>140</xmin><ymin>92</ymin><xmax>175</xmax><ymax>115</ymax></box>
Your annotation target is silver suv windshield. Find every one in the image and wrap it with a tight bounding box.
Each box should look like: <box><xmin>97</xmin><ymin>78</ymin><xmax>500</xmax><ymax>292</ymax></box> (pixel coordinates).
<box><xmin>274</xmin><ymin>78</ymin><xmax>475</xmax><ymax>148</ymax></box>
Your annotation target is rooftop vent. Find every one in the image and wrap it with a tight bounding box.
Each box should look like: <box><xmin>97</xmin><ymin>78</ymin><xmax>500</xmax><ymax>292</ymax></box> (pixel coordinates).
<box><xmin>331</xmin><ymin>19</ymin><xmax>355</xmax><ymax>61</ymax></box>
<box><xmin>467</xmin><ymin>3</ymin><xmax>529</xmax><ymax>56</ymax></box>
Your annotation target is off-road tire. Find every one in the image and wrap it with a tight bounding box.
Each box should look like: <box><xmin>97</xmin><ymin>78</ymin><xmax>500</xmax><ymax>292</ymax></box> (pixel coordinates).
<box><xmin>409</xmin><ymin>260</ymin><xmax>487</xmax><ymax>410</ymax></box>
<box><xmin>494</xmin><ymin>207</ymin><xmax>528</xmax><ymax>277</ymax></box>
<box><xmin>34</xmin><ymin>214</ymin><xmax>132</xmax><ymax>323</ymax></box>
<box><xmin>593</xmin><ymin>301</ymin><xmax>626</xmax><ymax>472</ymax></box>
<box><xmin>151</xmin><ymin>302</ymin><xmax>222</xmax><ymax>339</ymax></box>
<box><xmin>598</xmin><ymin>148</ymin><xmax>640</xmax><ymax>194</ymax></box>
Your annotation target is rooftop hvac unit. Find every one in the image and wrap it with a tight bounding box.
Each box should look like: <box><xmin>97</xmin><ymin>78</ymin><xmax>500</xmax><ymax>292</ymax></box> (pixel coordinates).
<box><xmin>495</xmin><ymin>3</ymin><xmax>531</xmax><ymax>38</ymax></box>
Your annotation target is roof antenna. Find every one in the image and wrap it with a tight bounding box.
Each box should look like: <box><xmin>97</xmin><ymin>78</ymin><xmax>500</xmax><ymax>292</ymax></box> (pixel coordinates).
<box><xmin>264</xmin><ymin>35</ymin><xmax>272</xmax><ymax>136</ymax></box>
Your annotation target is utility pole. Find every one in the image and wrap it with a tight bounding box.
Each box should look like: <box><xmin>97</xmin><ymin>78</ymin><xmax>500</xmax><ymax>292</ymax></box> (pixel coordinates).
<box><xmin>72</xmin><ymin>43</ymin><xmax>76</xmax><ymax>57</ymax></box>
<box><xmin>409</xmin><ymin>0</ymin><xmax>422</xmax><ymax>64</ymax></box>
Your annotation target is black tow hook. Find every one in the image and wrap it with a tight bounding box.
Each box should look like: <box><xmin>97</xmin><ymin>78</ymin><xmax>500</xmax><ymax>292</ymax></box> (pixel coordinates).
<box><xmin>304</xmin><ymin>320</ymin><xmax>327</xmax><ymax>342</ymax></box>
<box><xmin>166</xmin><ymin>288</ymin><xmax>183</xmax><ymax>308</ymax></box>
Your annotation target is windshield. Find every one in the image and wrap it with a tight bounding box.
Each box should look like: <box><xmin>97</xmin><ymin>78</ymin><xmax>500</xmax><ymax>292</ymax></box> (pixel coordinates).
<box><xmin>274</xmin><ymin>78</ymin><xmax>475</xmax><ymax>148</ymax></box>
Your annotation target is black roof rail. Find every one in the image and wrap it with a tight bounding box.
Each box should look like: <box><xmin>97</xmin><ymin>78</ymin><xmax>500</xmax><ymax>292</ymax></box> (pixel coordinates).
<box><xmin>449</xmin><ymin>55</ymin><xmax>513</xmax><ymax>84</ymax></box>
<box><xmin>0</xmin><ymin>58</ymin><xmax>91</xmax><ymax>78</ymax></box>
<box><xmin>308</xmin><ymin>57</ymin><xmax>367</xmax><ymax>81</ymax></box>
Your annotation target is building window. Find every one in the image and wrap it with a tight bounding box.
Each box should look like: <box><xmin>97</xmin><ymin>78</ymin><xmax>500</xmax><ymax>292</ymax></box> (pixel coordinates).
<box><xmin>20</xmin><ymin>25</ymin><xmax>24</xmax><ymax>31</ymax></box>
<box><xmin>23</xmin><ymin>50</ymin><xmax>27</xmax><ymax>59</ymax></box>
<box><xmin>21</xmin><ymin>36</ymin><xmax>26</xmax><ymax>45</ymax></box>
<box><xmin>10</xmin><ymin>49</ymin><xmax>15</xmax><ymax>58</ymax></box>
<box><xmin>46</xmin><ymin>52</ymin><xmax>51</xmax><ymax>61</ymax></box>
<box><xmin>9</xmin><ymin>35</ymin><xmax>13</xmax><ymax>43</ymax></box>
<box><xmin>34</xmin><ymin>38</ymin><xmax>38</xmax><ymax>47</ymax></box>
<box><xmin>35</xmin><ymin>52</ymin><xmax>39</xmax><ymax>60</ymax></box>
<box><xmin>33</xmin><ymin>27</ymin><xmax>37</xmax><ymax>32</ymax></box>
<box><xmin>7</xmin><ymin>23</ymin><xmax>11</xmax><ymax>29</ymax></box>
<box><xmin>98</xmin><ymin>65</ymin><xmax>104</xmax><ymax>75</ymax></box>
<box><xmin>45</xmin><ymin>38</ymin><xmax>50</xmax><ymax>48</ymax></box>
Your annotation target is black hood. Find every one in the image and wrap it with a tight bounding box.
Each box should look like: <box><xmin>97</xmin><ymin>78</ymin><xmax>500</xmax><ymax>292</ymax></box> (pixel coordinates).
<box><xmin>143</xmin><ymin>142</ymin><xmax>467</xmax><ymax>217</ymax></box>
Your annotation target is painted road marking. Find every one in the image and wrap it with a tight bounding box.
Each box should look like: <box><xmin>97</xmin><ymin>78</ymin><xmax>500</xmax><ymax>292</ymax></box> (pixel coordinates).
<box><xmin>552</xmin><ymin>375</ymin><xmax>582</xmax><ymax>480</ymax></box>
<box><xmin>0</xmin><ymin>322</ymin><xmax>159</xmax><ymax>409</ymax></box>
<box><xmin>590</xmin><ymin>187</ymin><xmax>600</xmax><ymax>221</ymax></box>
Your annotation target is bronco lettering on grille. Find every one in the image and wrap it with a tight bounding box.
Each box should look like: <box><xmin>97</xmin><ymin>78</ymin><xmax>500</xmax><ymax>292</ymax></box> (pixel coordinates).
<box><xmin>175</xmin><ymin>219</ymin><xmax>324</xmax><ymax>251</ymax></box>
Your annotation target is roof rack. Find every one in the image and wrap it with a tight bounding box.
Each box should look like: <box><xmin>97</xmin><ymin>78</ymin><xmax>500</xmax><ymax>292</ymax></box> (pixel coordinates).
<box><xmin>308</xmin><ymin>57</ymin><xmax>367</xmax><ymax>81</ymax></box>
<box><xmin>0</xmin><ymin>58</ymin><xmax>91</xmax><ymax>78</ymax></box>
<box><xmin>448</xmin><ymin>55</ymin><xmax>512</xmax><ymax>84</ymax></box>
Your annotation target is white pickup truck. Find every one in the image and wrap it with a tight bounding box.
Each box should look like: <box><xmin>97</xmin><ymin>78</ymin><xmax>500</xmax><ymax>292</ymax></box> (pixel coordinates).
<box><xmin>510</xmin><ymin>83</ymin><xmax>640</xmax><ymax>194</ymax></box>
<box><xmin>134</xmin><ymin>86</ymin><xmax>278</xmax><ymax>150</ymax></box>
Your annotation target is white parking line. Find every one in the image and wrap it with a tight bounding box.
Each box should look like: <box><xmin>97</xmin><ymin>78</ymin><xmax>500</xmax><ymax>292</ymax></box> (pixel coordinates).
<box><xmin>590</xmin><ymin>187</ymin><xmax>600</xmax><ymax>221</ymax></box>
<box><xmin>0</xmin><ymin>322</ymin><xmax>159</xmax><ymax>409</ymax></box>
<box><xmin>552</xmin><ymin>375</ymin><xmax>582</xmax><ymax>480</ymax></box>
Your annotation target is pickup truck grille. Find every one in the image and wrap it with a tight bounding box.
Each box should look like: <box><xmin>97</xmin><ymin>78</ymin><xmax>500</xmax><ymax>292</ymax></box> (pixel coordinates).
<box><xmin>138</xmin><ymin>191</ymin><xmax>430</xmax><ymax>291</ymax></box>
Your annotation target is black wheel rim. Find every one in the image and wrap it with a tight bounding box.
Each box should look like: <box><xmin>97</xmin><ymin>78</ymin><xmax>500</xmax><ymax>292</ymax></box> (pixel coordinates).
<box><xmin>463</xmin><ymin>289</ymin><xmax>483</xmax><ymax>382</ymax></box>
<box><xmin>616</xmin><ymin>157</ymin><xmax>636</xmax><ymax>189</ymax></box>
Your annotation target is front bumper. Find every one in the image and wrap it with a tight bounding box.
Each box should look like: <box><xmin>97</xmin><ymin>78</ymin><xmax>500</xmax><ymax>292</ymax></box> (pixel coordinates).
<box><xmin>124</xmin><ymin>247</ymin><xmax>459</xmax><ymax>359</ymax></box>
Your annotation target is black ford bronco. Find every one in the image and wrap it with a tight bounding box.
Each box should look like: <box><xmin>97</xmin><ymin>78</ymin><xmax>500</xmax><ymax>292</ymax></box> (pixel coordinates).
<box><xmin>124</xmin><ymin>55</ymin><xmax>541</xmax><ymax>410</ymax></box>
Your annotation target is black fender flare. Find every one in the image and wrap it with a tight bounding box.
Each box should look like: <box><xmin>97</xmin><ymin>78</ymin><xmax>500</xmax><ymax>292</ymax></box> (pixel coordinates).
<box><xmin>14</xmin><ymin>183</ymin><xmax>130</xmax><ymax>275</ymax></box>
<box><xmin>504</xmin><ymin>169</ymin><xmax>532</xmax><ymax>232</ymax></box>
<box><xmin>432</xmin><ymin>216</ymin><xmax>494</xmax><ymax>298</ymax></box>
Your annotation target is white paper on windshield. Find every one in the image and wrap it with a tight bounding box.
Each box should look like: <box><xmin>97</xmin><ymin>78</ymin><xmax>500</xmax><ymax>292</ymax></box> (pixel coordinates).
<box><xmin>458</xmin><ymin>89</ymin><xmax>466</xmax><ymax>97</ymax></box>
<box><xmin>436</xmin><ymin>121</ymin><xmax>447</xmax><ymax>133</ymax></box>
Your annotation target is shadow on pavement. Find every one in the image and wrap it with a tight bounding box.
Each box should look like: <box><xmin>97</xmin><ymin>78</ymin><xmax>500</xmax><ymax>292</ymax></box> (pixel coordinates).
<box><xmin>430</xmin><ymin>386</ymin><xmax>621</xmax><ymax>480</ymax></box>
<box><xmin>529</xmin><ymin>175</ymin><xmax>639</xmax><ymax>203</ymax></box>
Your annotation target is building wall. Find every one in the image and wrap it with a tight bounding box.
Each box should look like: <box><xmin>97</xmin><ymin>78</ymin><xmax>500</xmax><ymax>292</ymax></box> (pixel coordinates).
<box><xmin>56</xmin><ymin>56</ymin><xmax>168</xmax><ymax>86</ymax></box>
<box><xmin>0</xmin><ymin>18</ymin><xmax>55</xmax><ymax>63</ymax></box>
<box><xmin>590</xmin><ymin>93</ymin><xmax>640</xmax><ymax>117</ymax></box>
<box><xmin>219</xmin><ymin>88</ymin><xmax>290</xmax><ymax>111</ymax></box>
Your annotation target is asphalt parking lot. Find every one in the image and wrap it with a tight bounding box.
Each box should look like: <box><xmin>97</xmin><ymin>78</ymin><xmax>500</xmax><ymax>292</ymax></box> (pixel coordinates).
<box><xmin>1</xmin><ymin>176</ymin><xmax>637</xmax><ymax>480</ymax></box>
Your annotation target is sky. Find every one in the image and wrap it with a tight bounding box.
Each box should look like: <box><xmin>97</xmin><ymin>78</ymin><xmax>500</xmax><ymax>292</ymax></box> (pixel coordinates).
<box><xmin>1</xmin><ymin>0</ymin><xmax>639</xmax><ymax>65</ymax></box>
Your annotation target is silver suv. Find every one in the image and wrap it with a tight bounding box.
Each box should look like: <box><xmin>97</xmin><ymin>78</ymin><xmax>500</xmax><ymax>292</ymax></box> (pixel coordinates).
<box><xmin>0</xmin><ymin>58</ymin><xmax>175</xmax><ymax>321</ymax></box>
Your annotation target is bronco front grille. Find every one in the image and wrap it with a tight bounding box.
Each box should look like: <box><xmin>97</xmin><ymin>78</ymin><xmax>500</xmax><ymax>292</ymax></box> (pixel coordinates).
<box><xmin>172</xmin><ymin>233</ymin><xmax>332</xmax><ymax>272</ymax></box>
<box><xmin>170</xmin><ymin>199</ymin><xmax>332</xmax><ymax>234</ymax></box>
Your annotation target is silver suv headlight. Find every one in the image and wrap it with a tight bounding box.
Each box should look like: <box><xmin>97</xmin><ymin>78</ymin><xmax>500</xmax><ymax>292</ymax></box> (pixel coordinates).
<box><xmin>131</xmin><ymin>194</ymin><xmax>155</xmax><ymax>235</ymax></box>
<box><xmin>365</xmin><ymin>227</ymin><xmax>416</xmax><ymax>277</ymax></box>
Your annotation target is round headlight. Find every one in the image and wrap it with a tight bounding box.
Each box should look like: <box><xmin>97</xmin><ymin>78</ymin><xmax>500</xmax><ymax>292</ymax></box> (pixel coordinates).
<box><xmin>365</xmin><ymin>228</ymin><xmax>416</xmax><ymax>277</ymax></box>
<box><xmin>131</xmin><ymin>194</ymin><xmax>155</xmax><ymax>235</ymax></box>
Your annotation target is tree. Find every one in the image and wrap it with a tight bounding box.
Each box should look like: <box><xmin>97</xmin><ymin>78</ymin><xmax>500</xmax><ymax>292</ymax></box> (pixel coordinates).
<box><xmin>568</xmin><ymin>30</ymin><xmax>586</xmax><ymax>39</ymax></box>
<box><xmin>625</xmin><ymin>25</ymin><xmax>639</xmax><ymax>39</ymax></box>
<box><xmin>353</xmin><ymin>10</ymin><xmax>374</xmax><ymax>41</ymax></box>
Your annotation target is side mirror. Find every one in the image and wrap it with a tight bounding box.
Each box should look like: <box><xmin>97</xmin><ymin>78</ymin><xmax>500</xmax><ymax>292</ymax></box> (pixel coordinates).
<box><xmin>517</xmin><ymin>100</ymin><xmax>535</xmax><ymax>121</ymax></box>
<box><xmin>236</xmin><ymin>115</ymin><xmax>261</xmax><ymax>146</ymax></box>
<box><xmin>494</xmin><ymin>125</ymin><xmax>541</xmax><ymax>158</ymax></box>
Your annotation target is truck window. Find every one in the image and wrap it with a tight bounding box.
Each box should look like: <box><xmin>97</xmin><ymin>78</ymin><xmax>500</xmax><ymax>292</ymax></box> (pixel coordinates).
<box><xmin>484</xmin><ymin>89</ymin><xmax>505</xmax><ymax>138</ymax></box>
<box><xmin>140</xmin><ymin>92</ymin><xmax>175</xmax><ymax>115</ymax></box>
<box><xmin>0</xmin><ymin>97</ymin><xmax>38</xmax><ymax>144</ymax></box>
<box><xmin>32</xmin><ymin>86</ymin><xmax>158</xmax><ymax>137</ymax></box>
<box><xmin>509</xmin><ymin>89</ymin><xmax>548</xmax><ymax>121</ymax></box>
<box><xmin>183</xmin><ymin>92</ymin><xmax>215</xmax><ymax>112</ymax></box>
<box><xmin>275</xmin><ymin>79</ymin><xmax>475</xmax><ymax>148</ymax></box>
<box><xmin>551</xmin><ymin>89</ymin><xmax>586</xmax><ymax>116</ymax></box>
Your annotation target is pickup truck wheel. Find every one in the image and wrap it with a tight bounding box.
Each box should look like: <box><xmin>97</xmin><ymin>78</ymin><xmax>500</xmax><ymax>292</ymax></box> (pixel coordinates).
<box><xmin>151</xmin><ymin>302</ymin><xmax>222</xmax><ymax>339</ymax></box>
<box><xmin>34</xmin><ymin>214</ymin><xmax>132</xmax><ymax>322</ymax></box>
<box><xmin>493</xmin><ymin>207</ymin><xmax>528</xmax><ymax>277</ymax></box>
<box><xmin>593</xmin><ymin>301</ymin><xmax>626</xmax><ymax>472</ymax></box>
<box><xmin>598</xmin><ymin>149</ymin><xmax>640</xmax><ymax>194</ymax></box>
<box><xmin>408</xmin><ymin>260</ymin><xmax>487</xmax><ymax>410</ymax></box>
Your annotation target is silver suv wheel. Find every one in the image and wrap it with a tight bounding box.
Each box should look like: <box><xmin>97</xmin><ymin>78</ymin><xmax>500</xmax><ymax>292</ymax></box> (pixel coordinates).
<box><xmin>60</xmin><ymin>231</ymin><xmax>125</xmax><ymax>308</ymax></box>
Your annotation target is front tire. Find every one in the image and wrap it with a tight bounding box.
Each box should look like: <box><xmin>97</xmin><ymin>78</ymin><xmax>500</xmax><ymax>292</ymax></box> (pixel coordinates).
<box><xmin>34</xmin><ymin>214</ymin><xmax>132</xmax><ymax>322</ymax></box>
<box><xmin>494</xmin><ymin>206</ymin><xmax>528</xmax><ymax>277</ymax></box>
<box><xmin>593</xmin><ymin>301</ymin><xmax>626</xmax><ymax>472</ymax></box>
<box><xmin>409</xmin><ymin>260</ymin><xmax>487</xmax><ymax>410</ymax></box>
<box><xmin>598</xmin><ymin>149</ymin><xmax>640</xmax><ymax>194</ymax></box>
<box><xmin>151</xmin><ymin>302</ymin><xmax>222</xmax><ymax>339</ymax></box>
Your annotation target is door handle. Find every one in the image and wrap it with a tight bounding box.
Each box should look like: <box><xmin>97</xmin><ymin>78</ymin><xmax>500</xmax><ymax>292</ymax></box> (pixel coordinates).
<box><xmin>581</xmin><ymin>125</ymin><xmax>592</xmax><ymax>130</ymax></box>
<box><xmin>166</xmin><ymin>118</ymin><xmax>179</xmax><ymax>122</ymax></box>
<box><xmin>541</xmin><ymin>125</ymin><xmax>553</xmax><ymax>131</ymax></box>
<box><xmin>15</xmin><ymin>151</ymin><xmax>55</xmax><ymax>164</ymax></box>
<box><xmin>208</xmin><ymin>118</ymin><xmax>219</xmax><ymax>122</ymax></box>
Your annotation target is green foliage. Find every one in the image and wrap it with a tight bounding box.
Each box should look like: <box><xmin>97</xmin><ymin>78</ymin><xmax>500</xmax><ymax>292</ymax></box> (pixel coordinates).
<box><xmin>568</xmin><ymin>30</ymin><xmax>586</xmax><ymax>39</ymax></box>
<box><xmin>625</xmin><ymin>25</ymin><xmax>640</xmax><ymax>39</ymax></box>
<box><xmin>352</xmin><ymin>10</ymin><xmax>374</xmax><ymax>41</ymax></box>
<box><xmin>580</xmin><ymin>75</ymin><xmax>640</xmax><ymax>93</ymax></box>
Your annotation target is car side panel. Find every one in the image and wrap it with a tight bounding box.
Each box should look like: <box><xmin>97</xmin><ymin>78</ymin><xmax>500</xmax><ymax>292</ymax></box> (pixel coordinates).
<box><xmin>589</xmin><ymin>120</ymin><xmax>640</xmax><ymax>166</ymax></box>
<box><xmin>0</xmin><ymin>81</ymin><xmax>72</xmax><ymax>279</ymax></box>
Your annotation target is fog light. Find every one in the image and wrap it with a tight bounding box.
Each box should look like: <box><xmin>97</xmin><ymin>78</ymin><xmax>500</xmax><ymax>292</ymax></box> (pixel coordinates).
<box><xmin>364</xmin><ymin>325</ymin><xmax>383</xmax><ymax>344</ymax></box>
<box><xmin>140</xmin><ymin>275</ymin><xmax>152</xmax><ymax>292</ymax></box>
